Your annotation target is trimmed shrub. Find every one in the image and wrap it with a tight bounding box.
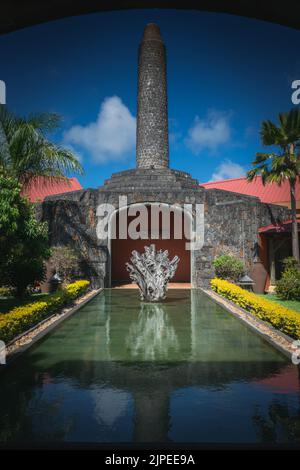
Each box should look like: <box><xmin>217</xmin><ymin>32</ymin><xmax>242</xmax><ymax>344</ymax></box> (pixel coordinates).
<box><xmin>0</xmin><ymin>280</ymin><xmax>90</xmax><ymax>343</ymax></box>
<box><xmin>281</xmin><ymin>257</ymin><xmax>299</xmax><ymax>271</ymax></box>
<box><xmin>276</xmin><ymin>273</ymin><xmax>300</xmax><ymax>300</ymax></box>
<box><xmin>210</xmin><ymin>278</ymin><xmax>300</xmax><ymax>340</ymax></box>
<box><xmin>0</xmin><ymin>287</ymin><xmax>12</xmax><ymax>297</ymax></box>
<box><xmin>213</xmin><ymin>254</ymin><xmax>245</xmax><ymax>282</ymax></box>
<box><xmin>276</xmin><ymin>257</ymin><xmax>300</xmax><ymax>300</ymax></box>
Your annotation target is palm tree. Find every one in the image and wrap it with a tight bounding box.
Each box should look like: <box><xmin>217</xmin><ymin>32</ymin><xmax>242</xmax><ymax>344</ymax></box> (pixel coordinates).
<box><xmin>247</xmin><ymin>108</ymin><xmax>300</xmax><ymax>263</ymax></box>
<box><xmin>0</xmin><ymin>105</ymin><xmax>83</xmax><ymax>186</ymax></box>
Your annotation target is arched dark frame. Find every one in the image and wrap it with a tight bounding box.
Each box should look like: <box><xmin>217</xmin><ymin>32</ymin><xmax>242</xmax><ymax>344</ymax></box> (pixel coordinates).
<box><xmin>1</xmin><ymin>1</ymin><xmax>300</xmax><ymax>35</ymax></box>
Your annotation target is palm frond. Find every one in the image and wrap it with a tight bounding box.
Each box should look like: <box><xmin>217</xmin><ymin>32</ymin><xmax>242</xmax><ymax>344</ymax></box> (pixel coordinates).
<box><xmin>252</xmin><ymin>152</ymin><xmax>275</xmax><ymax>165</ymax></box>
<box><xmin>0</xmin><ymin>107</ymin><xmax>83</xmax><ymax>185</ymax></box>
<box><xmin>260</xmin><ymin>120</ymin><xmax>281</xmax><ymax>146</ymax></box>
<box><xmin>27</xmin><ymin>113</ymin><xmax>61</xmax><ymax>134</ymax></box>
<box><xmin>250</xmin><ymin>109</ymin><xmax>300</xmax><ymax>187</ymax></box>
<box><xmin>285</xmin><ymin>108</ymin><xmax>300</xmax><ymax>143</ymax></box>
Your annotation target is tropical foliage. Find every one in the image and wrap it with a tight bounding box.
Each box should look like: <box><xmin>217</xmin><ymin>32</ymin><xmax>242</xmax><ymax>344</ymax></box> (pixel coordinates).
<box><xmin>0</xmin><ymin>105</ymin><xmax>83</xmax><ymax>186</ymax></box>
<box><xmin>247</xmin><ymin>108</ymin><xmax>300</xmax><ymax>262</ymax></box>
<box><xmin>276</xmin><ymin>257</ymin><xmax>300</xmax><ymax>300</ymax></box>
<box><xmin>0</xmin><ymin>175</ymin><xmax>51</xmax><ymax>298</ymax></box>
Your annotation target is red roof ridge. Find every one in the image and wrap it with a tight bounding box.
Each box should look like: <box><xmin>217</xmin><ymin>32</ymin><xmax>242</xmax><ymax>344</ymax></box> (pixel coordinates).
<box><xmin>258</xmin><ymin>219</ymin><xmax>300</xmax><ymax>233</ymax></box>
<box><xmin>198</xmin><ymin>174</ymin><xmax>300</xmax><ymax>204</ymax></box>
<box><xmin>200</xmin><ymin>176</ymin><xmax>259</xmax><ymax>186</ymax></box>
<box><xmin>21</xmin><ymin>176</ymin><xmax>83</xmax><ymax>203</ymax></box>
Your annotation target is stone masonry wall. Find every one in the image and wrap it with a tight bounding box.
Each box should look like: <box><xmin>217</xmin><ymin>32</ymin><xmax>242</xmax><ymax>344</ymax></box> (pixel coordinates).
<box><xmin>136</xmin><ymin>24</ymin><xmax>169</xmax><ymax>169</ymax></box>
<box><xmin>41</xmin><ymin>187</ymin><xmax>204</xmax><ymax>287</ymax></box>
<box><xmin>40</xmin><ymin>186</ymin><xmax>291</xmax><ymax>289</ymax></box>
<box><xmin>194</xmin><ymin>188</ymin><xmax>291</xmax><ymax>287</ymax></box>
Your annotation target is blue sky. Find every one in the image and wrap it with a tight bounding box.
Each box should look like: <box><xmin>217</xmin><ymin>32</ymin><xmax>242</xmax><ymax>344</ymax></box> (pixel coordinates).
<box><xmin>1</xmin><ymin>9</ymin><xmax>300</xmax><ymax>188</ymax></box>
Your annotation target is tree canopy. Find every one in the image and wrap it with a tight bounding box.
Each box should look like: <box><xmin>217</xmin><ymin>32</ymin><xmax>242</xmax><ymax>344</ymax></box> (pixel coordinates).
<box><xmin>0</xmin><ymin>174</ymin><xmax>51</xmax><ymax>297</ymax></box>
<box><xmin>0</xmin><ymin>105</ymin><xmax>83</xmax><ymax>186</ymax></box>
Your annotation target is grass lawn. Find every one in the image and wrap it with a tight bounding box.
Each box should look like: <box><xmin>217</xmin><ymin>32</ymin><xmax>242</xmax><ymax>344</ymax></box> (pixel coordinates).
<box><xmin>0</xmin><ymin>293</ymin><xmax>48</xmax><ymax>314</ymax></box>
<box><xmin>259</xmin><ymin>294</ymin><xmax>300</xmax><ymax>313</ymax></box>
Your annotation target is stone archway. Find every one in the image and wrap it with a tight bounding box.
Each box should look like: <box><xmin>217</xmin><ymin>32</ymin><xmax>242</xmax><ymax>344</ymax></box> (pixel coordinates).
<box><xmin>109</xmin><ymin>203</ymin><xmax>192</xmax><ymax>285</ymax></box>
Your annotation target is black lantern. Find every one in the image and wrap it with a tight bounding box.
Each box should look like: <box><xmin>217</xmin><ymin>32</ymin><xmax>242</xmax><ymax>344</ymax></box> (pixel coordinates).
<box><xmin>237</xmin><ymin>275</ymin><xmax>255</xmax><ymax>292</ymax></box>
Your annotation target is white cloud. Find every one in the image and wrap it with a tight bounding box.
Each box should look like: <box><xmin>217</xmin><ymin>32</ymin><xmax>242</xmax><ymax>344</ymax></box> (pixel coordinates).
<box><xmin>64</xmin><ymin>96</ymin><xmax>136</xmax><ymax>164</ymax></box>
<box><xmin>91</xmin><ymin>388</ymin><xmax>130</xmax><ymax>426</ymax></box>
<box><xmin>210</xmin><ymin>159</ymin><xmax>245</xmax><ymax>181</ymax></box>
<box><xmin>186</xmin><ymin>110</ymin><xmax>231</xmax><ymax>154</ymax></box>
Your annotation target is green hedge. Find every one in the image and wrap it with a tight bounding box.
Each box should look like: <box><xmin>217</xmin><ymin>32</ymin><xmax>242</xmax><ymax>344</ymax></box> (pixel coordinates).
<box><xmin>0</xmin><ymin>280</ymin><xmax>90</xmax><ymax>343</ymax></box>
<box><xmin>211</xmin><ymin>278</ymin><xmax>300</xmax><ymax>340</ymax></box>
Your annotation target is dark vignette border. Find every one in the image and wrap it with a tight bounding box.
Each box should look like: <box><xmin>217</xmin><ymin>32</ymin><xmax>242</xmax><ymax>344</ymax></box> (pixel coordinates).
<box><xmin>1</xmin><ymin>1</ymin><xmax>300</xmax><ymax>36</ymax></box>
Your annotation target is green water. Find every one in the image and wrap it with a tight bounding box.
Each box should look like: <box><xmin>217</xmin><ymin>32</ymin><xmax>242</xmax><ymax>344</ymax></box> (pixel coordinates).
<box><xmin>0</xmin><ymin>289</ymin><xmax>300</xmax><ymax>444</ymax></box>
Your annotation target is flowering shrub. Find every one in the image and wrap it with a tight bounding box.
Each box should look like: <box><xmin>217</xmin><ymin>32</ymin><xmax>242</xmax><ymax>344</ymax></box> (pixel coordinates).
<box><xmin>210</xmin><ymin>278</ymin><xmax>300</xmax><ymax>340</ymax></box>
<box><xmin>64</xmin><ymin>280</ymin><xmax>90</xmax><ymax>299</ymax></box>
<box><xmin>0</xmin><ymin>280</ymin><xmax>90</xmax><ymax>343</ymax></box>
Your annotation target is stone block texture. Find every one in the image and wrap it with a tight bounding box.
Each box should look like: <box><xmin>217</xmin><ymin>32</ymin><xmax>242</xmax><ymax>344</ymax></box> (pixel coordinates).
<box><xmin>40</xmin><ymin>185</ymin><xmax>291</xmax><ymax>289</ymax></box>
<box><xmin>136</xmin><ymin>23</ymin><xmax>169</xmax><ymax>169</ymax></box>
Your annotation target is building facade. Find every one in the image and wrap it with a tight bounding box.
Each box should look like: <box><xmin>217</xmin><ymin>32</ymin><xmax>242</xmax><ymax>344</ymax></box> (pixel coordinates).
<box><xmin>39</xmin><ymin>24</ymin><xmax>291</xmax><ymax>292</ymax></box>
<box><xmin>202</xmin><ymin>176</ymin><xmax>300</xmax><ymax>289</ymax></box>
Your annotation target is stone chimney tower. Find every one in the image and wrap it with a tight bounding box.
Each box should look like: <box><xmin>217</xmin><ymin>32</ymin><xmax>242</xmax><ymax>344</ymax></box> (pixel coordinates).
<box><xmin>136</xmin><ymin>23</ymin><xmax>169</xmax><ymax>169</ymax></box>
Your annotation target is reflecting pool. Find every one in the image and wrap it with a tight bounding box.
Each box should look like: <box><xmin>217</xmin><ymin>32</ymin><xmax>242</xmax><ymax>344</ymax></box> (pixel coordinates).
<box><xmin>0</xmin><ymin>289</ymin><xmax>299</xmax><ymax>444</ymax></box>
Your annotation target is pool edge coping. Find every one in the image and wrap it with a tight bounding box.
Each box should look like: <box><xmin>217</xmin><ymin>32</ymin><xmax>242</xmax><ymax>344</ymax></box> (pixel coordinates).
<box><xmin>1</xmin><ymin>288</ymin><xmax>103</xmax><ymax>368</ymax></box>
<box><xmin>201</xmin><ymin>288</ymin><xmax>297</xmax><ymax>361</ymax></box>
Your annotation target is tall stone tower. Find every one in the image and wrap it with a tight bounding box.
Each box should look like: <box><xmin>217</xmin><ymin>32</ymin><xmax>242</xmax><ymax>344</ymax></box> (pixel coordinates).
<box><xmin>102</xmin><ymin>23</ymin><xmax>199</xmax><ymax>192</ymax></box>
<box><xmin>136</xmin><ymin>23</ymin><xmax>169</xmax><ymax>169</ymax></box>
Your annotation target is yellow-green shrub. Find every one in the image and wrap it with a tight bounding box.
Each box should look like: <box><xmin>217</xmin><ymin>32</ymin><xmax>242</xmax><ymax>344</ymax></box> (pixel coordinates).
<box><xmin>0</xmin><ymin>287</ymin><xmax>12</xmax><ymax>297</ymax></box>
<box><xmin>0</xmin><ymin>280</ymin><xmax>90</xmax><ymax>344</ymax></box>
<box><xmin>210</xmin><ymin>278</ymin><xmax>300</xmax><ymax>340</ymax></box>
<box><xmin>64</xmin><ymin>280</ymin><xmax>90</xmax><ymax>299</ymax></box>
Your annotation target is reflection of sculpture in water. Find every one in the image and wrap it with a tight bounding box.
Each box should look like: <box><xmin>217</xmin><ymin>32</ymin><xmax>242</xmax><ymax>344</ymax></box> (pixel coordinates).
<box><xmin>126</xmin><ymin>244</ymin><xmax>179</xmax><ymax>301</ymax></box>
<box><xmin>126</xmin><ymin>303</ymin><xmax>179</xmax><ymax>360</ymax></box>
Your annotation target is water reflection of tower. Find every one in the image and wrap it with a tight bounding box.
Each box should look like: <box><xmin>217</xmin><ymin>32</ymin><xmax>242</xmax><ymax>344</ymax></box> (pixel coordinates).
<box><xmin>91</xmin><ymin>289</ymin><xmax>293</xmax><ymax>442</ymax></box>
<box><xmin>125</xmin><ymin>301</ymin><xmax>180</xmax><ymax>442</ymax></box>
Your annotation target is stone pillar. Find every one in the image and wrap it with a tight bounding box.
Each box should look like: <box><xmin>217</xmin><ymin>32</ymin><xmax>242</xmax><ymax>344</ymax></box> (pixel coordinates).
<box><xmin>136</xmin><ymin>23</ymin><xmax>169</xmax><ymax>169</ymax></box>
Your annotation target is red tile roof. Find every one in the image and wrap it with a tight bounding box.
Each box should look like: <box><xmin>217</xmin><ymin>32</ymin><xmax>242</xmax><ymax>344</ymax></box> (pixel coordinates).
<box><xmin>200</xmin><ymin>175</ymin><xmax>300</xmax><ymax>204</ymax></box>
<box><xmin>255</xmin><ymin>366</ymin><xmax>299</xmax><ymax>394</ymax></box>
<box><xmin>21</xmin><ymin>176</ymin><xmax>82</xmax><ymax>203</ymax></box>
<box><xmin>258</xmin><ymin>220</ymin><xmax>300</xmax><ymax>233</ymax></box>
